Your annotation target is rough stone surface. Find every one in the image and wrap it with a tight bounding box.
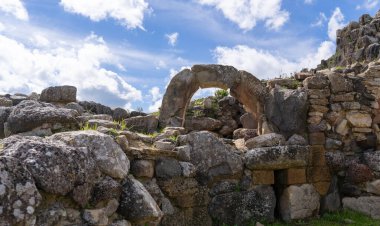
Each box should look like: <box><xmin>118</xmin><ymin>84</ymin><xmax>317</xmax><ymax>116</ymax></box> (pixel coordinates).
<box><xmin>113</xmin><ymin>108</ymin><xmax>130</xmax><ymax>122</ymax></box>
<box><xmin>118</xmin><ymin>177</ymin><xmax>163</xmax><ymax>224</ymax></box>
<box><xmin>182</xmin><ymin>131</ymin><xmax>243</xmax><ymax>185</ymax></box>
<box><xmin>343</xmin><ymin>196</ymin><xmax>380</xmax><ymax>219</ymax></box>
<box><xmin>6</xmin><ymin>100</ymin><xmax>78</xmax><ymax>134</ymax></box>
<box><xmin>79</xmin><ymin>101</ymin><xmax>113</xmax><ymax>115</ymax></box>
<box><xmin>50</xmin><ymin>130</ymin><xmax>130</xmax><ymax>179</ymax></box>
<box><xmin>287</xmin><ymin>134</ymin><xmax>308</xmax><ymax>146</ymax></box>
<box><xmin>131</xmin><ymin>160</ymin><xmax>155</xmax><ymax>178</ymax></box>
<box><xmin>366</xmin><ymin>180</ymin><xmax>380</xmax><ymax>195</ymax></box>
<box><xmin>328</xmin><ymin>73</ymin><xmax>353</xmax><ymax>94</ymax></box>
<box><xmin>325</xmin><ymin>151</ymin><xmax>346</xmax><ymax>172</ymax></box>
<box><xmin>1</xmin><ymin>136</ymin><xmax>100</xmax><ymax>197</ymax></box>
<box><xmin>233</xmin><ymin>128</ymin><xmax>257</xmax><ymax>140</ymax></box>
<box><xmin>346</xmin><ymin>111</ymin><xmax>372</xmax><ymax>128</ymax></box>
<box><xmin>303</xmin><ymin>75</ymin><xmax>329</xmax><ymax>89</ymax></box>
<box><xmin>184</xmin><ymin>117</ymin><xmax>223</xmax><ymax>132</ymax></box>
<box><xmin>0</xmin><ymin>107</ymin><xmax>12</xmax><ymax>138</ymax></box>
<box><xmin>364</xmin><ymin>151</ymin><xmax>380</xmax><ymax>172</ymax></box>
<box><xmin>265</xmin><ymin>87</ymin><xmax>308</xmax><ymax>138</ymax></box>
<box><xmin>125</xmin><ymin>115</ymin><xmax>158</xmax><ymax>133</ymax></box>
<box><xmin>245</xmin><ymin>133</ymin><xmax>286</xmax><ymax>149</ymax></box>
<box><xmin>0</xmin><ymin>156</ymin><xmax>42</xmax><ymax>226</ymax></box>
<box><xmin>346</xmin><ymin>163</ymin><xmax>373</xmax><ymax>184</ymax></box>
<box><xmin>65</xmin><ymin>102</ymin><xmax>84</xmax><ymax>114</ymax></box>
<box><xmin>244</xmin><ymin>145</ymin><xmax>310</xmax><ymax>170</ymax></box>
<box><xmin>208</xmin><ymin>185</ymin><xmax>276</xmax><ymax>225</ymax></box>
<box><xmin>155</xmin><ymin>157</ymin><xmax>182</xmax><ymax>180</ymax></box>
<box><xmin>40</xmin><ymin>86</ymin><xmax>77</xmax><ymax>103</ymax></box>
<box><xmin>240</xmin><ymin>112</ymin><xmax>257</xmax><ymax>129</ymax></box>
<box><xmin>0</xmin><ymin>97</ymin><xmax>12</xmax><ymax>107</ymax></box>
<box><xmin>91</xmin><ymin>176</ymin><xmax>122</xmax><ymax>205</ymax></box>
<box><xmin>280</xmin><ymin>184</ymin><xmax>320</xmax><ymax>222</ymax></box>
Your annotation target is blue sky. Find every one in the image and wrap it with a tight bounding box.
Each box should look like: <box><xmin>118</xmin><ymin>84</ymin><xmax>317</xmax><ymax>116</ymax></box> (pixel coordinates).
<box><xmin>0</xmin><ymin>0</ymin><xmax>379</xmax><ymax>112</ymax></box>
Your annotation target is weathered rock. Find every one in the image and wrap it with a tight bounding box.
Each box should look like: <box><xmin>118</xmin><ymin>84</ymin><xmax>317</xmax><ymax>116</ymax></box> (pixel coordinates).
<box><xmin>131</xmin><ymin>160</ymin><xmax>155</xmax><ymax>178</ymax></box>
<box><xmin>50</xmin><ymin>130</ymin><xmax>130</xmax><ymax>179</ymax></box>
<box><xmin>346</xmin><ymin>163</ymin><xmax>373</xmax><ymax>183</ymax></box>
<box><xmin>364</xmin><ymin>151</ymin><xmax>380</xmax><ymax>171</ymax></box>
<box><xmin>65</xmin><ymin>102</ymin><xmax>84</xmax><ymax>114</ymax></box>
<box><xmin>325</xmin><ymin>138</ymin><xmax>343</xmax><ymax>150</ymax></box>
<box><xmin>91</xmin><ymin>176</ymin><xmax>122</xmax><ymax>205</ymax></box>
<box><xmin>83</xmin><ymin>208</ymin><xmax>108</xmax><ymax>225</ymax></box>
<box><xmin>40</xmin><ymin>86</ymin><xmax>77</xmax><ymax>103</ymax></box>
<box><xmin>366</xmin><ymin>180</ymin><xmax>380</xmax><ymax>195</ymax></box>
<box><xmin>244</xmin><ymin>146</ymin><xmax>310</xmax><ymax>170</ymax></box>
<box><xmin>113</xmin><ymin>107</ymin><xmax>129</xmax><ymax>121</ymax></box>
<box><xmin>209</xmin><ymin>181</ymin><xmax>239</xmax><ymax>197</ymax></box>
<box><xmin>179</xmin><ymin>162</ymin><xmax>196</xmax><ymax>177</ymax></box>
<box><xmin>129</xmin><ymin>111</ymin><xmax>147</xmax><ymax>117</ymax></box>
<box><xmin>335</xmin><ymin>119</ymin><xmax>349</xmax><ymax>136</ymax></box>
<box><xmin>154</xmin><ymin>140</ymin><xmax>176</xmax><ymax>151</ymax></box>
<box><xmin>287</xmin><ymin>134</ymin><xmax>308</xmax><ymax>146</ymax></box>
<box><xmin>9</xmin><ymin>94</ymin><xmax>27</xmax><ymax>106</ymax></box>
<box><xmin>35</xmin><ymin>203</ymin><xmax>69</xmax><ymax>226</ymax></box>
<box><xmin>321</xmin><ymin>176</ymin><xmax>341</xmax><ymax>213</ymax></box>
<box><xmin>265</xmin><ymin>87</ymin><xmax>308</xmax><ymax>138</ymax></box>
<box><xmin>280</xmin><ymin>184</ymin><xmax>320</xmax><ymax>222</ymax></box>
<box><xmin>88</xmin><ymin>119</ymin><xmax>119</xmax><ymax>129</ymax></box>
<box><xmin>245</xmin><ymin>133</ymin><xmax>286</xmax><ymax>149</ymax></box>
<box><xmin>0</xmin><ymin>97</ymin><xmax>12</xmax><ymax>107</ymax></box>
<box><xmin>325</xmin><ymin>151</ymin><xmax>346</xmax><ymax>172</ymax></box>
<box><xmin>184</xmin><ymin>116</ymin><xmax>222</xmax><ymax>132</ymax></box>
<box><xmin>328</xmin><ymin>73</ymin><xmax>353</xmax><ymax>94</ymax></box>
<box><xmin>240</xmin><ymin>112</ymin><xmax>257</xmax><ymax>129</ymax></box>
<box><xmin>0</xmin><ymin>156</ymin><xmax>42</xmax><ymax>226</ymax></box>
<box><xmin>1</xmin><ymin>136</ymin><xmax>100</xmax><ymax>197</ymax></box>
<box><xmin>125</xmin><ymin>115</ymin><xmax>158</xmax><ymax>133</ymax></box>
<box><xmin>208</xmin><ymin>185</ymin><xmax>276</xmax><ymax>225</ymax></box>
<box><xmin>0</xmin><ymin>107</ymin><xmax>12</xmax><ymax>138</ymax></box>
<box><xmin>155</xmin><ymin>157</ymin><xmax>182</xmax><ymax>180</ymax></box>
<box><xmin>303</xmin><ymin>75</ymin><xmax>329</xmax><ymax>89</ymax></box>
<box><xmin>79</xmin><ymin>101</ymin><xmax>113</xmax><ymax>115</ymax></box>
<box><xmin>233</xmin><ymin>128</ymin><xmax>257</xmax><ymax>140</ymax></box>
<box><xmin>6</xmin><ymin>100</ymin><xmax>78</xmax><ymax>134</ymax></box>
<box><xmin>182</xmin><ymin>131</ymin><xmax>243</xmax><ymax>185</ymax></box>
<box><xmin>343</xmin><ymin>196</ymin><xmax>380</xmax><ymax>219</ymax></box>
<box><xmin>118</xmin><ymin>177</ymin><xmax>163</xmax><ymax>224</ymax></box>
<box><xmin>346</xmin><ymin>111</ymin><xmax>372</xmax><ymax>128</ymax></box>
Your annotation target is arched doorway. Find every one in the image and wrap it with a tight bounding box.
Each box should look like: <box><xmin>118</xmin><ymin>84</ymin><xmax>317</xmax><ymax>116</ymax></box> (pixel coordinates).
<box><xmin>159</xmin><ymin>64</ymin><xmax>268</xmax><ymax>134</ymax></box>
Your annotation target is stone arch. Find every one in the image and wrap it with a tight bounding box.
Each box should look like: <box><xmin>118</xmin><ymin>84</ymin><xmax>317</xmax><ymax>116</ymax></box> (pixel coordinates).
<box><xmin>159</xmin><ymin>64</ymin><xmax>268</xmax><ymax>133</ymax></box>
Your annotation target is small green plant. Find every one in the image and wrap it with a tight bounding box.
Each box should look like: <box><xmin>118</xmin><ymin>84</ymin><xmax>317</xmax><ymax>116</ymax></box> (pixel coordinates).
<box><xmin>119</xmin><ymin>120</ymin><xmax>127</xmax><ymax>131</ymax></box>
<box><xmin>81</xmin><ymin>122</ymin><xmax>98</xmax><ymax>131</ymax></box>
<box><xmin>214</xmin><ymin>89</ymin><xmax>229</xmax><ymax>100</ymax></box>
<box><xmin>108</xmin><ymin>128</ymin><xmax>119</xmax><ymax>136</ymax></box>
<box><xmin>168</xmin><ymin>135</ymin><xmax>178</xmax><ymax>143</ymax></box>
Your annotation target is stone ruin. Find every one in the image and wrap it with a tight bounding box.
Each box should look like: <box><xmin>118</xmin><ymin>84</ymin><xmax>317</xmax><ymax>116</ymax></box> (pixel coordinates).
<box><xmin>1</xmin><ymin>11</ymin><xmax>380</xmax><ymax>226</ymax></box>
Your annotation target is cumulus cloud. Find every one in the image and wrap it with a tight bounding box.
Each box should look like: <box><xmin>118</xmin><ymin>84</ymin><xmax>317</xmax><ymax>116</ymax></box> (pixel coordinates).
<box><xmin>311</xmin><ymin>12</ymin><xmax>327</xmax><ymax>27</ymax></box>
<box><xmin>0</xmin><ymin>33</ymin><xmax>142</xmax><ymax>108</ymax></box>
<box><xmin>0</xmin><ymin>0</ymin><xmax>28</xmax><ymax>21</ymax></box>
<box><xmin>213</xmin><ymin>42</ymin><xmax>335</xmax><ymax>79</ymax></box>
<box><xmin>304</xmin><ymin>0</ymin><xmax>313</xmax><ymax>4</ymax></box>
<box><xmin>166</xmin><ymin>32</ymin><xmax>179</xmax><ymax>46</ymax></box>
<box><xmin>197</xmin><ymin>0</ymin><xmax>289</xmax><ymax>31</ymax></box>
<box><xmin>356</xmin><ymin>0</ymin><xmax>379</xmax><ymax>10</ymax></box>
<box><xmin>148</xmin><ymin>86</ymin><xmax>163</xmax><ymax>112</ymax></box>
<box><xmin>328</xmin><ymin>8</ymin><xmax>345</xmax><ymax>41</ymax></box>
<box><xmin>60</xmin><ymin>0</ymin><xmax>149</xmax><ymax>29</ymax></box>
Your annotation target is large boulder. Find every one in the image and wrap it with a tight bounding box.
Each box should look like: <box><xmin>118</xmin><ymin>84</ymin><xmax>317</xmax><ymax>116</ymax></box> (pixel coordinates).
<box><xmin>280</xmin><ymin>184</ymin><xmax>320</xmax><ymax>222</ymax></box>
<box><xmin>50</xmin><ymin>130</ymin><xmax>130</xmax><ymax>179</ymax></box>
<box><xmin>79</xmin><ymin>101</ymin><xmax>113</xmax><ymax>115</ymax></box>
<box><xmin>180</xmin><ymin>131</ymin><xmax>243</xmax><ymax>185</ymax></box>
<box><xmin>343</xmin><ymin>196</ymin><xmax>380</xmax><ymax>219</ymax></box>
<box><xmin>0</xmin><ymin>156</ymin><xmax>42</xmax><ymax>226</ymax></box>
<box><xmin>327</xmin><ymin>73</ymin><xmax>353</xmax><ymax>94</ymax></box>
<box><xmin>40</xmin><ymin>85</ymin><xmax>77</xmax><ymax>103</ymax></box>
<box><xmin>125</xmin><ymin>115</ymin><xmax>158</xmax><ymax>134</ymax></box>
<box><xmin>0</xmin><ymin>107</ymin><xmax>12</xmax><ymax>138</ymax></box>
<box><xmin>113</xmin><ymin>108</ymin><xmax>130</xmax><ymax>121</ymax></box>
<box><xmin>6</xmin><ymin>100</ymin><xmax>78</xmax><ymax>135</ymax></box>
<box><xmin>265</xmin><ymin>87</ymin><xmax>308</xmax><ymax>138</ymax></box>
<box><xmin>184</xmin><ymin>117</ymin><xmax>223</xmax><ymax>132</ymax></box>
<box><xmin>240</xmin><ymin>112</ymin><xmax>257</xmax><ymax>129</ymax></box>
<box><xmin>245</xmin><ymin>133</ymin><xmax>286</xmax><ymax>149</ymax></box>
<box><xmin>208</xmin><ymin>185</ymin><xmax>276</xmax><ymax>225</ymax></box>
<box><xmin>1</xmin><ymin>136</ymin><xmax>100</xmax><ymax>201</ymax></box>
<box><xmin>118</xmin><ymin>177</ymin><xmax>163</xmax><ymax>224</ymax></box>
<box><xmin>244</xmin><ymin>145</ymin><xmax>310</xmax><ymax>170</ymax></box>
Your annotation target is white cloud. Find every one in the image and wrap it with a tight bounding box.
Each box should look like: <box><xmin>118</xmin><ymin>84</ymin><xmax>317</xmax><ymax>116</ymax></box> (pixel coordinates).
<box><xmin>328</xmin><ymin>8</ymin><xmax>345</xmax><ymax>41</ymax></box>
<box><xmin>304</xmin><ymin>0</ymin><xmax>313</xmax><ymax>4</ymax></box>
<box><xmin>0</xmin><ymin>0</ymin><xmax>28</xmax><ymax>21</ymax></box>
<box><xmin>59</xmin><ymin>0</ymin><xmax>149</xmax><ymax>29</ymax></box>
<box><xmin>148</xmin><ymin>86</ymin><xmax>163</xmax><ymax>112</ymax></box>
<box><xmin>165</xmin><ymin>32</ymin><xmax>179</xmax><ymax>46</ymax></box>
<box><xmin>0</xmin><ymin>32</ymin><xmax>142</xmax><ymax>108</ymax></box>
<box><xmin>356</xmin><ymin>0</ymin><xmax>379</xmax><ymax>10</ymax></box>
<box><xmin>197</xmin><ymin>0</ymin><xmax>289</xmax><ymax>31</ymax></box>
<box><xmin>213</xmin><ymin>42</ymin><xmax>335</xmax><ymax>79</ymax></box>
<box><xmin>311</xmin><ymin>12</ymin><xmax>327</xmax><ymax>27</ymax></box>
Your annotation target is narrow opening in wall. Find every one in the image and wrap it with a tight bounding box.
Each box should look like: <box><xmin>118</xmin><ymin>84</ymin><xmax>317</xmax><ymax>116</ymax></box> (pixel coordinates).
<box><xmin>273</xmin><ymin>170</ymin><xmax>286</xmax><ymax>220</ymax></box>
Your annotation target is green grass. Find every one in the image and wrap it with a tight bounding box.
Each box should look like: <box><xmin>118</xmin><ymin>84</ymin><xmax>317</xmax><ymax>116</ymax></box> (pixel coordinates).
<box><xmin>268</xmin><ymin>210</ymin><xmax>380</xmax><ymax>226</ymax></box>
<box><xmin>80</xmin><ymin>122</ymin><xmax>98</xmax><ymax>131</ymax></box>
